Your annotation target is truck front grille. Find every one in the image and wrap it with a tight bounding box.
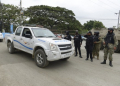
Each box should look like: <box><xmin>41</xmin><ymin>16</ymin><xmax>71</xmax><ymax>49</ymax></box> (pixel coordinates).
<box><xmin>58</xmin><ymin>44</ymin><xmax>72</xmax><ymax>50</ymax></box>
<box><xmin>61</xmin><ymin>51</ymin><xmax>72</xmax><ymax>54</ymax></box>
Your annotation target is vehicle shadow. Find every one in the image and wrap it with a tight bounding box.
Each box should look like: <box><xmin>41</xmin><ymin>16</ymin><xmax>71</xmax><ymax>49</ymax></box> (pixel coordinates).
<box><xmin>46</xmin><ymin>60</ymin><xmax>72</xmax><ymax>69</ymax></box>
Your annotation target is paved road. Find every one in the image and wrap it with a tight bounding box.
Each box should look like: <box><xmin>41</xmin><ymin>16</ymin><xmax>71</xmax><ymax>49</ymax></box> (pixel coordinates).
<box><xmin>0</xmin><ymin>41</ymin><xmax>120</xmax><ymax>86</ymax></box>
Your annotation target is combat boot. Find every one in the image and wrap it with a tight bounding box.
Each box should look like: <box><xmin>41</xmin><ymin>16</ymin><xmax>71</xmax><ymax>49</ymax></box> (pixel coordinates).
<box><xmin>91</xmin><ymin>59</ymin><xmax>93</xmax><ymax>62</ymax></box>
<box><xmin>79</xmin><ymin>55</ymin><xmax>83</xmax><ymax>58</ymax></box>
<box><xmin>75</xmin><ymin>54</ymin><xmax>77</xmax><ymax>57</ymax></box>
<box><xmin>85</xmin><ymin>58</ymin><xmax>88</xmax><ymax>60</ymax></box>
<box><xmin>101</xmin><ymin>59</ymin><xmax>106</xmax><ymax>64</ymax></box>
<box><xmin>97</xmin><ymin>54</ymin><xmax>99</xmax><ymax>60</ymax></box>
<box><xmin>109</xmin><ymin>61</ymin><xmax>113</xmax><ymax>67</ymax></box>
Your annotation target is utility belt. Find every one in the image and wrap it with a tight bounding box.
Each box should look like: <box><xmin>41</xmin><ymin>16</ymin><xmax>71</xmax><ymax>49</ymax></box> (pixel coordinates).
<box><xmin>104</xmin><ymin>43</ymin><xmax>114</xmax><ymax>49</ymax></box>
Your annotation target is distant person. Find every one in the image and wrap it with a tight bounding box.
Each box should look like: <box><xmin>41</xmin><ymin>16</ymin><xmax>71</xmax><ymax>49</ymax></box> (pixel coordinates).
<box><xmin>101</xmin><ymin>28</ymin><xmax>117</xmax><ymax>67</ymax></box>
<box><xmin>84</xmin><ymin>31</ymin><xmax>94</xmax><ymax>62</ymax></box>
<box><xmin>74</xmin><ymin>31</ymin><xmax>82</xmax><ymax>58</ymax></box>
<box><xmin>92</xmin><ymin>32</ymin><xmax>102</xmax><ymax>60</ymax></box>
<box><xmin>64</xmin><ymin>31</ymin><xmax>71</xmax><ymax>41</ymax></box>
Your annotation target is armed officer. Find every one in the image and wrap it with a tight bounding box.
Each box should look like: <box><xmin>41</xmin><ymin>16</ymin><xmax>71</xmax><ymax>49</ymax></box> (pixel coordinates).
<box><xmin>84</xmin><ymin>31</ymin><xmax>94</xmax><ymax>62</ymax></box>
<box><xmin>92</xmin><ymin>32</ymin><xmax>102</xmax><ymax>60</ymax></box>
<box><xmin>101</xmin><ymin>28</ymin><xmax>117</xmax><ymax>67</ymax></box>
<box><xmin>64</xmin><ymin>31</ymin><xmax>71</xmax><ymax>41</ymax></box>
<box><xmin>74</xmin><ymin>31</ymin><xmax>82</xmax><ymax>58</ymax></box>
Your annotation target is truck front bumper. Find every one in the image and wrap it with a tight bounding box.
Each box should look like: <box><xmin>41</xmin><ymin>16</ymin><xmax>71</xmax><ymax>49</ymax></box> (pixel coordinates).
<box><xmin>0</xmin><ymin>36</ymin><xmax>3</xmax><ymax>39</ymax></box>
<box><xmin>46</xmin><ymin>48</ymin><xmax>74</xmax><ymax>61</ymax></box>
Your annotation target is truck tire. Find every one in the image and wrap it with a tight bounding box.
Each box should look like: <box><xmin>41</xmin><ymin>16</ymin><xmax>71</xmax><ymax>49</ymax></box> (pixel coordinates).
<box><xmin>61</xmin><ymin>57</ymin><xmax>70</xmax><ymax>61</ymax></box>
<box><xmin>34</xmin><ymin>49</ymin><xmax>49</xmax><ymax>68</ymax></box>
<box><xmin>7</xmin><ymin>42</ymin><xmax>15</xmax><ymax>54</ymax></box>
<box><xmin>0</xmin><ymin>39</ymin><xmax>3</xmax><ymax>42</ymax></box>
<box><xmin>114</xmin><ymin>41</ymin><xmax>120</xmax><ymax>53</ymax></box>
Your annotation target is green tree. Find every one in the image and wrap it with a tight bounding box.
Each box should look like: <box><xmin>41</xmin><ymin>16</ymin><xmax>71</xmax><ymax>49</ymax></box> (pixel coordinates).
<box><xmin>93</xmin><ymin>21</ymin><xmax>105</xmax><ymax>29</ymax></box>
<box><xmin>83</xmin><ymin>20</ymin><xmax>94</xmax><ymax>30</ymax></box>
<box><xmin>25</xmin><ymin>5</ymin><xmax>82</xmax><ymax>31</ymax></box>
<box><xmin>0</xmin><ymin>4</ymin><xmax>20</xmax><ymax>32</ymax></box>
<box><xmin>83</xmin><ymin>20</ymin><xmax>105</xmax><ymax>30</ymax></box>
<box><xmin>1</xmin><ymin>4</ymin><xmax>27</xmax><ymax>32</ymax></box>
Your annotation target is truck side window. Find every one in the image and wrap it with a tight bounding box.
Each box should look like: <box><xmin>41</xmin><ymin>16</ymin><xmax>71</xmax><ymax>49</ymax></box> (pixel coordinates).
<box><xmin>15</xmin><ymin>27</ymin><xmax>22</xmax><ymax>36</ymax></box>
<box><xmin>22</xmin><ymin>28</ymin><xmax>32</xmax><ymax>38</ymax></box>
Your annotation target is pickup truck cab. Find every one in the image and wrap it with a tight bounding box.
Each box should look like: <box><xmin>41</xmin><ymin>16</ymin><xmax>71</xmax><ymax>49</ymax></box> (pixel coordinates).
<box><xmin>5</xmin><ymin>26</ymin><xmax>74</xmax><ymax>67</ymax></box>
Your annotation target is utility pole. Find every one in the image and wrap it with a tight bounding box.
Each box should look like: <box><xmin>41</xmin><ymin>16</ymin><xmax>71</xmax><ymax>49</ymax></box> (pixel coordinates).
<box><xmin>0</xmin><ymin>0</ymin><xmax>3</xmax><ymax>32</ymax></box>
<box><xmin>20</xmin><ymin>0</ymin><xmax>24</xmax><ymax>25</ymax></box>
<box><xmin>115</xmin><ymin>10</ymin><xmax>120</xmax><ymax>28</ymax></box>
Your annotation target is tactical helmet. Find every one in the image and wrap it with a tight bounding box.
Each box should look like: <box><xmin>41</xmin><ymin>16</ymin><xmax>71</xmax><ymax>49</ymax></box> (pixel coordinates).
<box><xmin>94</xmin><ymin>31</ymin><xmax>99</xmax><ymax>34</ymax></box>
<box><xmin>108</xmin><ymin>28</ymin><xmax>114</xmax><ymax>31</ymax></box>
<box><xmin>87</xmin><ymin>31</ymin><xmax>92</xmax><ymax>35</ymax></box>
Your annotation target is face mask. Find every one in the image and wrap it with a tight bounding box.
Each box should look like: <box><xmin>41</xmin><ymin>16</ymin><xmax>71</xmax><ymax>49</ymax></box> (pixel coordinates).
<box><xmin>108</xmin><ymin>31</ymin><xmax>111</xmax><ymax>34</ymax></box>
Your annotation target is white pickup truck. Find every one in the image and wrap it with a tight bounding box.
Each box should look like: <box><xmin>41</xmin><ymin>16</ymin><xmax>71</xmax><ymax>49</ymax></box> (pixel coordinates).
<box><xmin>0</xmin><ymin>32</ymin><xmax>3</xmax><ymax>42</ymax></box>
<box><xmin>5</xmin><ymin>26</ymin><xmax>74</xmax><ymax>67</ymax></box>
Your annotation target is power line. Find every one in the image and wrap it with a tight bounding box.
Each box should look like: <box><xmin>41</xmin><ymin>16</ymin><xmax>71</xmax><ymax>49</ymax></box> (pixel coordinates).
<box><xmin>109</xmin><ymin>0</ymin><xmax>120</xmax><ymax>8</ymax></box>
<box><xmin>97</xmin><ymin>0</ymin><xmax>119</xmax><ymax>11</ymax></box>
<box><xmin>88</xmin><ymin>0</ymin><xmax>116</xmax><ymax>13</ymax></box>
<box><xmin>79</xmin><ymin>18</ymin><xmax>117</xmax><ymax>20</ymax></box>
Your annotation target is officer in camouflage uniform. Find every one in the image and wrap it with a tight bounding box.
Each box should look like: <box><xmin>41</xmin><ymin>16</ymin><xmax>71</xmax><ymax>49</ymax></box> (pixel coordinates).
<box><xmin>101</xmin><ymin>28</ymin><xmax>117</xmax><ymax>67</ymax></box>
<box><xmin>92</xmin><ymin>32</ymin><xmax>102</xmax><ymax>60</ymax></box>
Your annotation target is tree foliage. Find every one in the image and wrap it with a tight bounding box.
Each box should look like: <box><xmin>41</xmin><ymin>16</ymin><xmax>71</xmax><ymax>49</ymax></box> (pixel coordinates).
<box><xmin>83</xmin><ymin>20</ymin><xmax>105</xmax><ymax>31</ymax></box>
<box><xmin>0</xmin><ymin>3</ymin><xmax>106</xmax><ymax>33</ymax></box>
<box><xmin>0</xmin><ymin>4</ymin><xmax>20</xmax><ymax>32</ymax></box>
<box><xmin>93</xmin><ymin>21</ymin><xmax>105</xmax><ymax>29</ymax></box>
<box><xmin>25</xmin><ymin>5</ymin><xmax>82</xmax><ymax>31</ymax></box>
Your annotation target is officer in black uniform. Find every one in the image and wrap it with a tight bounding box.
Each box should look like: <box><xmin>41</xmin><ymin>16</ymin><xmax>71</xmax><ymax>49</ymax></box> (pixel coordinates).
<box><xmin>74</xmin><ymin>31</ymin><xmax>82</xmax><ymax>58</ymax></box>
<box><xmin>64</xmin><ymin>31</ymin><xmax>71</xmax><ymax>41</ymax></box>
<box><xmin>84</xmin><ymin>31</ymin><xmax>94</xmax><ymax>62</ymax></box>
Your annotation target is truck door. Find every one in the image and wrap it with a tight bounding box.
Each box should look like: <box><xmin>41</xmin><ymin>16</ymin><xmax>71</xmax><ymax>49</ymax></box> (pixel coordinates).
<box><xmin>13</xmin><ymin>27</ymin><xmax>23</xmax><ymax>49</ymax></box>
<box><xmin>19</xmin><ymin>28</ymin><xmax>34</xmax><ymax>54</ymax></box>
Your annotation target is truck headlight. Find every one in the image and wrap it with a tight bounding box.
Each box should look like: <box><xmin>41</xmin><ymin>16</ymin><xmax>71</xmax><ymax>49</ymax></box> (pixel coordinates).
<box><xmin>50</xmin><ymin>43</ymin><xmax>58</xmax><ymax>51</ymax></box>
<box><xmin>71</xmin><ymin>42</ymin><xmax>74</xmax><ymax>47</ymax></box>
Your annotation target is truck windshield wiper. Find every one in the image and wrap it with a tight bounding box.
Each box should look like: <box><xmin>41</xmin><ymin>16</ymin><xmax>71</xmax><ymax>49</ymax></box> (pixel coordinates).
<box><xmin>36</xmin><ymin>36</ymin><xmax>46</xmax><ymax>37</ymax></box>
<box><xmin>47</xmin><ymin>36</ymin><xmax>55</xmax><ymax>37</ymax></box>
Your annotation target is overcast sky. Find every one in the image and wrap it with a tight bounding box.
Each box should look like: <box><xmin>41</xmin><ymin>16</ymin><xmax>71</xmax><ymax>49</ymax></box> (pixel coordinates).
<box><xmin>1</xmin><ymin>0</ymin><xmax>120</xmax><ymax>28</ymax></box>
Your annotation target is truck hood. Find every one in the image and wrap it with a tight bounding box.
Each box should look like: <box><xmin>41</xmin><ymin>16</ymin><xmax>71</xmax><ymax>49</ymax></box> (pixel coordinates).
<box><xmin>37</xmin><ymin>38</ymin><xmax>72</xmax><ymax>45</ymax></box>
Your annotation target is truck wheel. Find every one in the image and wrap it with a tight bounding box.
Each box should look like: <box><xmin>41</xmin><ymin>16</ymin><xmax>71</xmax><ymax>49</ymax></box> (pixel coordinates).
<box><xmin>34</xmin><ymin>49</ymin><xmax>49</xmax><ymax>68</ymax></box>
<box><xmin>61</xmin><ymin>57</ymin><xmax>70</xmax><ymax>61</ymax></box>
<box><xmin>115</xmin><ymin>41</ymin><xmax>120</xmax><ymax>53</ymax></box>
<box><xmin>1</xmin><ymin>39</ymin><xmax>3</xmax><ymax>42</ymax></box>
<box><xmin>7</xmin><ymin>42</ymin><xmax>15</xmax><ymax>54</ymax></box>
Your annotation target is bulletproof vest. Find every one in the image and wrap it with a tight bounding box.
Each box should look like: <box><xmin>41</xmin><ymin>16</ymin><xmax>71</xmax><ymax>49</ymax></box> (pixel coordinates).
<box><xmin>93</xmin><ymin>36</ymin><xmax>100</xmax><ymax>42</ymax></box>
<box><xmin>74</xmin><ymin>34</ymin><xmax>80</xmax><ymax>43</ymax></box>
<box><xmin>65</xmin><ymin>35</ymin><xmax>71</xmax><ymax>41</ymax></box>
<box><xmin>86</xmin><ymin>35</ymin><xmax>93</xmax><ymax>46</ymax></box>
<box><xmin>105</xmin><ymin>33</ymin><xmax>114</xmax><ymax>44</ymax></box>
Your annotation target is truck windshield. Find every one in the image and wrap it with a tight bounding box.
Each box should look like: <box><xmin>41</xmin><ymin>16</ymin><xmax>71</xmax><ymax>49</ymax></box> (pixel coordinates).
<box><xmin>32</xmin><ymin>28</ymin><xmax>56</xmax><ymax>38</ymax></box>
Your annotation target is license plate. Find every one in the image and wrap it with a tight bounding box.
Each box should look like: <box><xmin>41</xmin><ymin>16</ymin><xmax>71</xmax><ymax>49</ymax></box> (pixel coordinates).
<box><xmin>64</xmin><ymin>53</ymin><xmax>71</xmax><ymax>58</ymax></box>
